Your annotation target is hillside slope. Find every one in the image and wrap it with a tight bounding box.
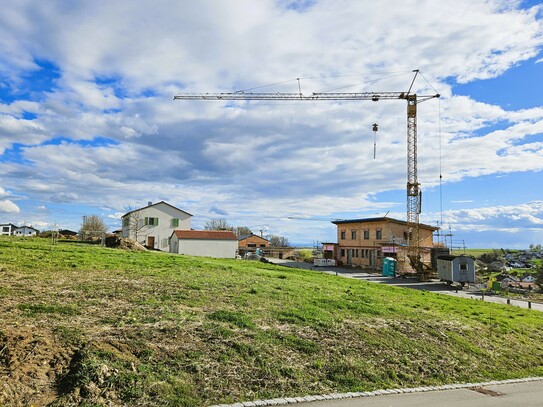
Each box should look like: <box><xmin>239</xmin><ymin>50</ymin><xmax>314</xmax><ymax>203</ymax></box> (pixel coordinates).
<box><xmin>0</xmin><ymin>237</ymin><xmax>541</xmax><ymax>406</ymax></box>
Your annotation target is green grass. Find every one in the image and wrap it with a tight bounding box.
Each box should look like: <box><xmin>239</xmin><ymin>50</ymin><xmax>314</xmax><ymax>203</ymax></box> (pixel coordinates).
<box><xmin>0</xmin><ymin>237</ymin><xmax>542</xmax><ymax>406</ymax></box>
<box><xmin>451</xmin><ymin>248</ymin><xmax>495</xmax><ymax>257</ymax></box>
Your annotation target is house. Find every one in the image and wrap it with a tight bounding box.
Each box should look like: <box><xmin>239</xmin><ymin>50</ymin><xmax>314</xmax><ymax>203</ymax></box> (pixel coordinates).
<box><xmin>332</xmin><ymin>217</ymin><xmax>438</xmax><ymax>271</ymax></box>
<box><xmin>0</xmin><ymin>224</ymin><xmax>39</xmax><ymax>236</ymax></box>
<box><xmin>521</xmin><ymin>274</ymin><xmax>536</xmax><ymax>283</ymax></box>
<box><xmin>13</xmin><ymin>226</ymin><xmax>39</xmax><ymax>236</ymax></box>
<box><xmin>59</xmin><ymin>229</ymin><xmax>78</xmax><ymax>237</ymax></box>
<box><xmin>170</xmin><ymin>230</ymin><xmax>238</xmax><ymax>258</ymax></box>
<box><xmin>238</xmin><ymin>233</ymin><xmax>269</xmax><ymax>256</ymax></box>
<box><xmin>121</xmin><ymin>201</ymin><xmax>192</xmax><ymax>251</ymax></box>
<box><xmin>0</xmin><ymin>223</ymin><xmax>18</xmax><ymax>235</ymax></box>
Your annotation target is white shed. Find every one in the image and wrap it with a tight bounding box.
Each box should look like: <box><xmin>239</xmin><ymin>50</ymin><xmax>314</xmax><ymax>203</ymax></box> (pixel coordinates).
<box><xmin>437</xmin><ymin>255</ymin><xmax>475</xmax><ymax>285</ymax></box>
<box><xmin>170</xmin><ymin>230</ymin><xmax>238</xmax><ymax>259</ymax></box>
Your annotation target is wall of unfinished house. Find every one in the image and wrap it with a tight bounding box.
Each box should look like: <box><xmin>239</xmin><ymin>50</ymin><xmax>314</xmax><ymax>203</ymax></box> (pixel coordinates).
<box><xmin>335</xmin><ymin>220</ymin><xmax>434</xmax><ymax>270</ymax></box>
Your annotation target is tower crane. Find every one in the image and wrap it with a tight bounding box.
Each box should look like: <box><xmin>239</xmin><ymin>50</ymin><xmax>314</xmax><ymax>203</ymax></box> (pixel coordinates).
<box><xmin>174</xmin><ymin>70</ymin><xmax>439</xmax><ymax>278</ymax></box>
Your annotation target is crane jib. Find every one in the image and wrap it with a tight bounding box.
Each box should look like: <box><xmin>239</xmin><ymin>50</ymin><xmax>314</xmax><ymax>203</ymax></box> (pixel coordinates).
<box><xmin>173</xmin><ymin>92</ymin><xmax>439</xmax><ymax>102</ymax></box>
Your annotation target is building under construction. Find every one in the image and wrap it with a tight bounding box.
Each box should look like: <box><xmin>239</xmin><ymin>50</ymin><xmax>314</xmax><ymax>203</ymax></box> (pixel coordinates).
<box><xmin>332</xmin><ymin>217</ymin><xmax>439</xmax><ymax>273</ymax></box>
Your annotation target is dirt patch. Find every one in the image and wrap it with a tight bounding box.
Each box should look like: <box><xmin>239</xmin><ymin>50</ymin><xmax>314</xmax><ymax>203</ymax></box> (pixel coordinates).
<box><xmin>0</xmin><ymin>327</ymin><xmax>75</xmax><ymax>406</ymax></box>
<box><xmin>105</xmin><ymin>236</ymin><xmax>147</xmax><ymax>251</ymax></box>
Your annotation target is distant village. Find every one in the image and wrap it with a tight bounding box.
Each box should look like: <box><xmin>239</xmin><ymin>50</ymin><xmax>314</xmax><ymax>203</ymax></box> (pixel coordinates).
<box><xmin>1</xmin><ymin>202</ymin><xmax>541</xmax><ymax>288</ymax></box>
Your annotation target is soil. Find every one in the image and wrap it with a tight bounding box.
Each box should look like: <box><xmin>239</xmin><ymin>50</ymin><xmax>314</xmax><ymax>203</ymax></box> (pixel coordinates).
<box><xmin>0</xmin><ymin>327</ymin><xmax>75</xmax><ymax>406</ymax></box>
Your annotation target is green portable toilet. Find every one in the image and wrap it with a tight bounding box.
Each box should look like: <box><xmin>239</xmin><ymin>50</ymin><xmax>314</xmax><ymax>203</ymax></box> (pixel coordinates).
<box><xmin>382</xmin><ymin>257</ymin><xmax>397</xmax><ymax>277</ymax></box>
<box><xmin>491</xmin><ymin>281</ymin><xmax>501</xmax><ymax>292</ymax></box>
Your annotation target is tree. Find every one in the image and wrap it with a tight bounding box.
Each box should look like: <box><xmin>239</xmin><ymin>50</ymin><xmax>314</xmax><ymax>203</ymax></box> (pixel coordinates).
<box><xmin>204</xmin><ymin>219</ymin><xmax>233</xmax><ymax>231</ymax></box>
<box><xmin>478</xmin><ymin>250</ymin><xmax>501</xmax><ymax>264</ymax></box>
<box><xmin>234</xmin><ymin>226</ymin><xmax>252</xmax><ymax>237</ymax></box>
<box><xmin>123</xmin><ymin>209</ymin><xmax>145</xmax><ymax>242</ymax></box>
<box><xmin>79</xmin><ymin>215</ymin><xmax>107</xmax><ymax>240</ymax></box>
<box><xmin>268</xmin><ymin>235</ymin><xmax>290</xmax><ymax>248</ymax></box>
<box><xmin>535</xmin><ymin>263</ymin><xmax>543</xmax><ymax>292</ymax></box>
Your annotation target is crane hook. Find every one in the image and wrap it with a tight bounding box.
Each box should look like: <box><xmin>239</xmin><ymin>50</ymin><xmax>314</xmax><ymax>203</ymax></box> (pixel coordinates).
<box><xmin>372</xmin><ymin>123</ymin><xmax>378</xmax><ymax>159</ymax></box>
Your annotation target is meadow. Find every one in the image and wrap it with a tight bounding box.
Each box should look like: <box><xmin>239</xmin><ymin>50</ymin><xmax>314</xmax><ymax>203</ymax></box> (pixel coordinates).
<box><xmin>0</xmin><ymin>237</ymin><xmax>541</xmax><ymax>406</ymax></box>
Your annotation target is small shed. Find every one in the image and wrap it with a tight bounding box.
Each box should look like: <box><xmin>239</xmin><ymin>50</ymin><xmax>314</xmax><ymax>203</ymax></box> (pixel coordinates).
<box><xmin>170</xmin><ymin>230</ymin><xmax>238</xmax><ymax>259</ymax></box>
<box><xmin>437</xmin><ymin>255</ymin><xmax>475</xmax><ymax>285</ymax></box>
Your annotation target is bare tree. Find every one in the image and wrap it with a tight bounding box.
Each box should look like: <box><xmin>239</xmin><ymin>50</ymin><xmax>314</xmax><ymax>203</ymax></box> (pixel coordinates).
<box><xmin>124</xmin><ymin>209</ymin><xmax>145</xmax><ymax>242</ymax></box>
<box><xmin>234</xmin><ymin>226</ymin><xmax>252</xmax><ymax>236</ymax></box>
<box><xmin>204</xmin><ymin>219</ymin><xmax>233</xmax><ymax>231</ymax></box>
<box><xmin>268</xmin><ymin>235</ymin><xmax>290</xmax><ymax>248</ymax></box>
<box><xmin>80</xmin><ymin>215</ymin><xmax>108</xmax><ymax>241</ymax></box>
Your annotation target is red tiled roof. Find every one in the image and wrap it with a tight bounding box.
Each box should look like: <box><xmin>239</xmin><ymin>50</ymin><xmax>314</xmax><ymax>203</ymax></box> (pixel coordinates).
<box><xmin>172</xmin><ymin>230</ymin><xmax>237</xmax><ymax>240</ymax></box>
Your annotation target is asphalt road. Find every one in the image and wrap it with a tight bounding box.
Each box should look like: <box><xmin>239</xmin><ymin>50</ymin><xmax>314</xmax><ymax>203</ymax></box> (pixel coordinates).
<box><xmin>268</xmin><ymin>259</ymin><xmax>543</xmax><ymax>312</ymax></box>
<box><xmin>309</xmin><ymin>380</ymin><xmax>543</xmax><ymax>407</ymax></box>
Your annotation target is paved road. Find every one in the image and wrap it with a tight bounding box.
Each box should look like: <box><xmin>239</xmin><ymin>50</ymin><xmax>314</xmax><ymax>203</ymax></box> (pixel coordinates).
<box><xmin>310</xmin><ymin>380</ymin><xmax>543</xmax><ymax>407</ymax></box>
<box><xmin>268</xmin><ymin>259</ymin><xmax>543</xmax><ymax>312</ymax></box>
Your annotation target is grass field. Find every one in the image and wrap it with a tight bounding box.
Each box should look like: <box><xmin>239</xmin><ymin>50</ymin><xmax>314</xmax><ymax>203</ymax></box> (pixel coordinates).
<box><xmin>451</xmin><ymin>248</ymin><xmax>495</xmax><ymax>257</ymax></box>
<box><xmin>0</xmin><ymin>237</ymin><xmax>542</xmax><ymax>406</ymax></box>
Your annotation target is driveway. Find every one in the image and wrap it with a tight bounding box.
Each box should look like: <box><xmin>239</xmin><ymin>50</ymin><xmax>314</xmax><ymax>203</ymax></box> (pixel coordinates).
<box><xmin>308</xmin><ymin>379</ymin><xmax>543</xmax><ymax>407</ymax></box>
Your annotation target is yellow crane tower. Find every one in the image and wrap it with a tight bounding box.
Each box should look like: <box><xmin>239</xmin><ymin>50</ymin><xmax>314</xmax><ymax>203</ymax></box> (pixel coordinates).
<box><xmin>174</xmin><ymin>70</ymin><xmax>439</xmax><ymax>278</ymax></box>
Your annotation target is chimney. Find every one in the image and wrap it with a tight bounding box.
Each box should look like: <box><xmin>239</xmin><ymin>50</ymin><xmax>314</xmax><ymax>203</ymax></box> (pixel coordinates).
<box><xmin>148</xmin><ymin>201</ymin><xmax>152</xmax><ymax>206</ymax></box>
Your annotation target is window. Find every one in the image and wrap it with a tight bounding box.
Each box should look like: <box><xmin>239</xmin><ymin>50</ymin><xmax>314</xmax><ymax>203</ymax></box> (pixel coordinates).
<box><xmin>122</xmin><ymin>218</ymin><xmax>129</xmax><ymax>227</ymax></box>
<box><xmin>355</xmin><ymin>249</ymin><xmax>359</xmax><ymax>258</ymax></box>
<box><xmin>248</xmin><ymin>243</ymin><xmax>257</xmax><ymax>247</ymax></box>
<box><xmin>340</xmin><ymin>249</ymin><xmax>345</xmax><ymax>257</ymax></box>
<box><xmin>351</xmin><ymin>230</ymin><xmax>356</xmax><ymax>239</ymax></box>
<box><xmin>171</xmin><ymin>218</ymin><xmax>179</xmax><ymax>227</ymax></box>
<box><xmin>376</xmin><ymin>229</ymin><xmax>382</xmax><ymax>240</ymax></box>
<box><xmin>340</xmin><ymin>230</ymin><xmax>346</xmax><ymax>240</ymax></box>
<box><xmin>363</xmin><ymin>229</ymin><xmax>369</xmax><ymax>239</ymax></box>
<box><xmin>2</xmin><ymin>227</ymin><xmax>9</xmax><ymax>233</ymax></box>
<box><xmin>144</xmin><ymin>217</ymin><xmax>159</xmax><ymax>226</ymax></box>
<box><xmin>460</xmin><ymin>264</ymin><xmax>467</xmax><ymax>271</ymax></box>
<box><xmin>377</xmin><ymin>250</ymin><xmax>382</xmax><ymax>259</ymax></box>
<box><xmin>404</xmin><ymin>231</ymin><xmax>413</xmax><ymax>240</ymax></box>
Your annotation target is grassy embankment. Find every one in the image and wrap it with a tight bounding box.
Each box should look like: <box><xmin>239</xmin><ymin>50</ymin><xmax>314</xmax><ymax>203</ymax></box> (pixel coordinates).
<box><xmin>0</xmin><ymin>237</ymin><xmax>542</xmax><ymax>406</ymax></box>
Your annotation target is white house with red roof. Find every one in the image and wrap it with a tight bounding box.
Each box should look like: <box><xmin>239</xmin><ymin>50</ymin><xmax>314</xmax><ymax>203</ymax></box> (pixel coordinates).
<box><xmin>170</xmin><ymin>230</ymin><xmax>238</xmax><ymax>258</ymax></box>
<box><xmin>121</xmin><ymin>201</ymin><xmax>192</xmax><ymax>251</ymax></box>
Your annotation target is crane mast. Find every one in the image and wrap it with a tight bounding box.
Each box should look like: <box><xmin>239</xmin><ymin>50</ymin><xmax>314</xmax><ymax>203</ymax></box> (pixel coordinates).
<box><xmin>174</xmin><ymin>73</ymin><xmax>439</xmax><ymax>277</ymax></box>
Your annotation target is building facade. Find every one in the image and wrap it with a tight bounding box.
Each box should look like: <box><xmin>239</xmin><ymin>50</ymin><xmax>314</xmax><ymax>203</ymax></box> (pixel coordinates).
<box><xmin>332</xmin><ymin>217</ymin><xmax>437</xmax><ymax>272</ymax></box>
<box><xmin>237</xmin><ymin>234</ymin><xmax>269</xmax><ymax>256</ymax></box>
<box><xmin>121</xmin><ymin>201</ymin><xmax>192</xmax><ymax>251</ymax></box>
<box><xmin>0</xmin><ymin>224</ymin><xmax>39</xmax><ymax>236</ymax></box>
<box><xmin>13</xmin><ymin>226</ymin><xmax>39</xmax><ymax>236</ymax></box>
<box><xmin>0</xmin><ymin>223</ymin><xmax>18</xmax><ymax>235</ymax></box>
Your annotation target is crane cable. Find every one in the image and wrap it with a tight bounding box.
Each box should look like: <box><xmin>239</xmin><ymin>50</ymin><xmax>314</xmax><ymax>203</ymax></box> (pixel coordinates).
<box><xmin>234</xmin><ymin>70</ymin><xmax>413</xmax><ymax>93</ymax></box>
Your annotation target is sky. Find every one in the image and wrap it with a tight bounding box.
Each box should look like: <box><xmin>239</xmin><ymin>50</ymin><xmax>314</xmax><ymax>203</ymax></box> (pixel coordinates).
<box><xmin>0</xmin><ymin>0</ymin><xmax>542</xmax><ymax>249</ymax></box>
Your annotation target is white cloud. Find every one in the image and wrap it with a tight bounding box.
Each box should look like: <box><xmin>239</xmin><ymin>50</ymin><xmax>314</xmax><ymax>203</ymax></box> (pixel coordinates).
<box><xmin>0</xmin><ymin>0</ymin><xmax>542</xmax><ymax>245</ymax></box>
<box><xmin>0</xmin><ymin>200</ymin><xmax>20</xmax><ymax>213</ymax></box>
<box><xmin>443</xmin><ymin>201</ymin><xmax>543</xmax><ymax>231</ymax></box>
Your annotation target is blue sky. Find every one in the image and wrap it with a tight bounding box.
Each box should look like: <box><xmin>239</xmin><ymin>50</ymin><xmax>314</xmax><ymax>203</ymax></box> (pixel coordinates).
<box><xmin>0</xmin><ymin>0</ymin><xmax>542</xmax><ymax>249</ymax></box>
